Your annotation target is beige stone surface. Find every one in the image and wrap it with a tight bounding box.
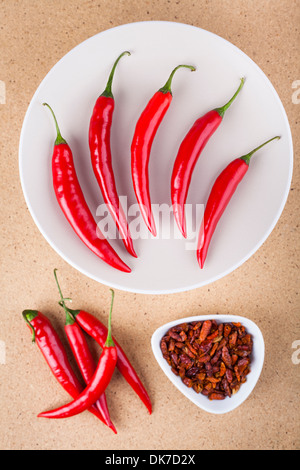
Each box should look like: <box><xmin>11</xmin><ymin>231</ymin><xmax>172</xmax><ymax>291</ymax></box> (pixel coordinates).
<box><xmin>0</xmin><ymin>0</ymin><xmax>299</xmax><ymax>450</ymax></box>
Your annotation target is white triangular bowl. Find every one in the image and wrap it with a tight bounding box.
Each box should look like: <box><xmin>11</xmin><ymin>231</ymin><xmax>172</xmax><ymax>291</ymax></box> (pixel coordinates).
<box><xmin>151</xmin><ymin>314</ymin><xmax>265</xmax><ymax>414</ymax></box>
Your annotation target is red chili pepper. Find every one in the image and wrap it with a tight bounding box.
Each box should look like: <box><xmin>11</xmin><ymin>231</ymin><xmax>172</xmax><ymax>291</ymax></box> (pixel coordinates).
<box><xmin>131</xmin><ymin>64</ymin><xmax>196</xmax><ymax>236</ymax></box>
<box><xmin>22</xmin><ymin>309</ymin><xmax>108</xmax><ymax>426</ymax></box>
<box><xmin>70</xmin><ymin>307</ymin><xmax>152</xmax><ymax>414</ymax></box>
<box><xmin>54</xmin><ymin>269</ymin><xmax>117</xmax><ymax>433</ymax></box>
<box><xmin>54</xmin><ymin>293</ymin><xmax>152</xmax><ymax>414</ymax></box>
<box><xmin>89</xmin><ymin>51</ymin><xmax>137</xmax><ymax>258</ymax></box>
<box><xmin>197</xmin><ymin>136</ymin><xmax>280</xmax><ymax>268</ymax></box>
<box><xmin>171</xmin><ymin>78</ymin><xmax>245</xmax><ymax>238</ymax></box>
<box><xmin>38</xmin><ymin>289</ymin><xmax>117</xmax><ymax>419</ymax></box>
<box><xmin>43</xmin><ymin>102</ymin><xmax>131</xmax><ymax>273</ymax></box>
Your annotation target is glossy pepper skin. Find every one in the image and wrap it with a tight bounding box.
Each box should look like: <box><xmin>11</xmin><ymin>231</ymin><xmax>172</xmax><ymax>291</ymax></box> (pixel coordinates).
<box><xmin>44</xmin><ymin>103</ymin><xmax>131</xmax><ymax>273</ymax></box>
<box><xmin>197</xmin><ymin>136</ymin><xmax>280</xmax><ymax>268</ymax></box>
<box><xmin>131</xmin><ymin>64</ymin><xmax>196</xmax><ymax>236</ymax></box>
<box><xmin>52</xmin><ymin>270</ymin><xmax>151</xmax><ymax>414</ymax></box>
<box><xmin>171</xmin><ymin>78</ymin><xmax>245</xmax><ymax>238</ymax></box>
<box><xmin>54</xmin><ymin>269</ymin><xmax>116</xmax><ymax>433</ymax></box>
<box><xmin>70</xmin><ymin>308</ymin><xmax>152</xmax><ymax>414</ymax></box>
<box><xmin>64</xmin><ymin>321</ymin><xmax>116</xmax><ymax>432</ymax></box>
<box><xmin>38</xmin><ymin>290</ymin><xmax>118</xmax><ymax>420</ymax></box>
<box><xmin>22</xmin><ymin>309</ymin><xmax>108</xmax><ymax>425</ymax></box>
<box><xmin>89</xmin><ymin>52</ymin><xmax>137</xmax><ymax>258</ymax></box>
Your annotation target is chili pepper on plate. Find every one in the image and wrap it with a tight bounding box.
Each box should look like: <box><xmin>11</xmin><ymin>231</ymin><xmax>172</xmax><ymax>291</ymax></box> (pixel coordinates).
<box><xmin>38</xmin><ymin>289</ymin><xmax>118</xmax><ymax>419</ymax></box>
<box><xmin>197</xmin><ymin>136</ymin><xmax>280</xmax><ymax>269</ymax></box>
<box><xmin>89</xmin><ymin>51</ymin><xmax>137</xmax><ymax>258</ymax></box>
<box><xmin>131</xmin><ymin>63</ymin><xmax>196</xmax><ymax>236</ymax></box>
<box><xmin>54</xmin><ymin>269</ymin><xmax>117</xmax><ymax>433</ymax></box>
<box><xmin>22</xmin><ymin>309</ymin><xmax>110</xmax><ymax>426</ymax></box>
<box><xmin>171</xmin><ymin>78</ymin><xmax>245</xmax><ymax>238</ymax></box>
<box><xmin>43</xmin><ymin>103</ymin><xmax>131</xmax><ymax>273</ymax></box>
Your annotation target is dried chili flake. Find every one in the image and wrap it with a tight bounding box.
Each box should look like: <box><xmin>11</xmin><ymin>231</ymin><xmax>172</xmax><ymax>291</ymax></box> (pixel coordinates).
<box><xmin>209</xmin><ymin>342</ymin><xmax>218</xmax><ymax>357</ymax></box>
<box><xmin>207</xmin><ymin>329</ymin><xmax>220</xmax><ymax>341</ymax></box>
<box><xmin>209</xmin><ymin>392</ymin><xmax>225</xmax><ymax>400</ymax></box>
<box><xmin>229</xmin><ymin>330</ymin><xmax>238</xmax><ymax>347</ymax></box>
<box><xmin>160</xmin><ymin>319</ymin><xmax>253</xmax><ymax>401</ymax></box>
<box><xmin>222</xmin><ymin>345</ymin><xmax>232</xmax><ymax>368</ymax></box>
<box><xmin>169</xmin><ymin>330</ymin><xmax>183</xmax><ymax>342</ymax></box>
<box><xmin>211</xmin><ymin>348</ymin><xmax>222</xmax><ymax>365</ymax></box>
<box><xmin>182</xmin><ymin>377</ymin><xmax>193</xmax><ymax>387</ymax></box>
<box><xmin>219</xmin><ymin>361</ymin><xmax>226</xmax><ymax>377</ymax></box>
<box><xmin>199</xmin><ymin>320</ymin><xmax>212</xmax><ymax>342</ymax></box>
<box><xmin>224</xmin><ymin>324</ymin><xmax>232</xmax><ymax>337</ymax></box>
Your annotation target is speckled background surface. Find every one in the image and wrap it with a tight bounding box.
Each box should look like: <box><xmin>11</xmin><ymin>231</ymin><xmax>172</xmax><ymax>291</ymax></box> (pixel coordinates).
<box><xmin>0</xmin><ymin>0</ymin><xmax>299</xmax><ymax>450</ymax></box>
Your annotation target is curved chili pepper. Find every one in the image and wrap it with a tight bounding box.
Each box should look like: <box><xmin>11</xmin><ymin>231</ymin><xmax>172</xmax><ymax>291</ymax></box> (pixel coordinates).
<box><xmin>89</xmin><ymin>51</ymin><xmax>137</xmax><ymax>258</ymax></box>
<box><xmin>171</xmin><ymin>78</ymin><xmax>245</xmax><ymax>238</ymax></box>
<box><xmin>54</xmin><ymin>269</ymin><xmax>117</xmax><ymax>433</ymax></box>
<box><xmin>43</xmin><ymin>103</ymin><xmax>131</xmax><ymax>273</ymax></box>
<box><xmin>22</xmin><ymin>309</ymin><xmax>108</xmax><ymax>426</ymax></box>
<box><xmin>131</xmin><ymin>64</ymin><xmax>196</xmax><ymax>236</ymax></box>
<box><xmin>38</xmin><ymin>290</ymin><xmax>117</xmax><ymax>419</ymax></box>
<box><xmin>70</xmin><ymin>307</ymin><xmax>152</xmax><ymax>414</ymax></box>
<box><xmin>197</xmin><ymin>136</ymin><xmax>280</xmax><ymax>268</ymax></box>
<box><xmin>53</xmin><ymin>290</ymin><xmax>152</xmax><ymax>414</ymax></box>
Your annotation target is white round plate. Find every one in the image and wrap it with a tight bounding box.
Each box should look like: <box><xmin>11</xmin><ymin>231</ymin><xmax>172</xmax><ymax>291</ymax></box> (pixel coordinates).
<box><xmin>151</xmin><ymin>314</ymin><xmax>265</xmax><ymax>414</ymax></box>
<box><xmin>19</xmin><ymin>21</ymin><xmax>293</xmax><ymax>294</ymax></box>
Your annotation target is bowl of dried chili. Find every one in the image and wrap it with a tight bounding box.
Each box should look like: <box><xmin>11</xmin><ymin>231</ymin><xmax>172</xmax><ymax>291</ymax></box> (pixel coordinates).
<box><xmin>151</xmin><ymin>314</ymin><xmax>264</xmax><ymax>414</ymax></box>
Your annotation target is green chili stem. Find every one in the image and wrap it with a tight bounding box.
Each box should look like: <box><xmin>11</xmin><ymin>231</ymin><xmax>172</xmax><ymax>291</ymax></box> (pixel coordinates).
<box><xmin>101</xmin><ymin>51</ymin><xmax>131</xmax><ymax>98</ymax></box>
<box><xmin>215</xmin><ymin>77</ymin><xmax>245</xmax><ymax>118</ymax></box>
<box><xmin>159</xmin><ymin>64</ymin><xmax>196</xmax><ymax>95</ymax></box>
<box><xmin>43</xmin><ymin>103</ymin><xmax>67</xmax><ymax>146</ymax></box>
<box><xmin>104</xmin><ymin>289</ymin><xmax>115</xmax><ymax>347</ymax></box>
<box><xmin>22</xmin><ymin>309</ymin><xmax>39</xmax><ymax>342</ymax></box>
<box><xmin>240</xmin><ymin>136</ymin><xmax>280</xmax><ymax>165</ymax></box>
<box><xmin>53</xmin><ymin>269</ymin><xmax>75</xmax><ymax>325</ymax></box>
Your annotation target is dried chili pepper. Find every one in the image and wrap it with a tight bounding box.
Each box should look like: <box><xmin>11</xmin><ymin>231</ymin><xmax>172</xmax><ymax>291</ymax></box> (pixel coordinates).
<box><xmin>43</xmin><ymin>102</ymin><xmax>131</xmax><ymax>273</ymax></box>
<box><xmin>131</xmin><ymin>64</ymin><xmax>196</xmax><ymax>236</ymax></box>
<box><xmin>22</xmin><ymin>310</ymin><xmax>108</xmax><ymax>425</ymax></box>
<box><xmin>160</xmin><ymin>320</ymin><xmax>253</xmax><ymax>400</ymax></box>
<box><xmin>54</xmin><ymin>269</ymin><xmax>117</xmax><ymax>433</ymax></box>
<box><xmin>199</xmin><ymin>320</ymin><xmax>212</xmax><ymax>342</ymax></box>
<box><xmin>171</xmin><ymin>78</ymin><xmax>245</xmax><ymax>238</ymax></box>
<box><xmin>89</xmin><ymin>51</ymin><xmax>137</xmax><ymax>258</ymax></box>
<box><xmin>38</xmin><ymin>289</ymin><xmax>117</xmax><ymax>419</ymax></box>
<box><xmin>197</xmin><ymin>136</ymin><xmax>280</xmax><ymax>268</ymax></box>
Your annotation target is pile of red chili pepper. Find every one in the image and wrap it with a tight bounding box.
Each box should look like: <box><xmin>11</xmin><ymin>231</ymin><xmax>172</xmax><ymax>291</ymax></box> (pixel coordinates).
<box><xmin>160</xmin><ymin>320</ymin><xmax>253</xmax><ymax>400</ymax></box>
<box><xmin>43</xmin><ymin>50</ymin><xmax>280</xmax><ymax>272</ymax></box>
<box><xmin>22</xmin><ymin>269</ymin><xmax>152</xmax><ymax>432</ymax></box>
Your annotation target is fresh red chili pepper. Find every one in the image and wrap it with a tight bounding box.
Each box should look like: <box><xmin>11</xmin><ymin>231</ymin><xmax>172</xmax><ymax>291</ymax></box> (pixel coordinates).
<box><xmin>131</xmin><ymin>64</ymin><xmax>196</xmax><ymax>236</ymax></box>
<box><xmin>38</xmin><ymin>289</ymin><xmax>117</xmax><ymax>419</ymax></box>
<box><xmin>70</xmin><ymin>307</ymin><xmax>152</xmax><ymax>414</ymax></box>
<box><xmin>54</xmin><ymin>295</ymin><xmax>152</xmax><ymax>414</ymax></box>
<box><xmin>197</xmin><ymin>136</ymin><xmax>280</xmax><ymax>268</ymax></box>
<box><xmin>171</xmin><ymin>78</ymin><xmax>245</xmax><ymax>238</ymax></box>
<box><xmin>22</xmin><ymin>309</ymin><xmax>108</xmax><ymax>425</ymax></box>
<box><xmin>54</xmin><ymin>269</ymin><xmax>117</xmax><ymax>433</ymax></box>
<box><xmin>89</xmin><ymin>51</ymin><xmax>137</xmax><ymax>258</ymax></box>
<box><xmin>43</xmin><ymin>102</ymin><xmax>131</xmax><ymax>273</ymax></box>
